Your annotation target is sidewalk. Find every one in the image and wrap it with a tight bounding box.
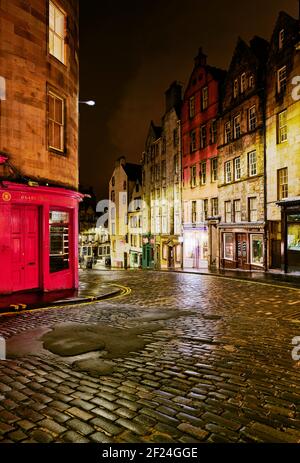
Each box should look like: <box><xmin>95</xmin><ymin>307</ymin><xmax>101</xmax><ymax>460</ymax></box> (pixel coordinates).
<box><xmin>160</xmin><ymin>267</ymin><xmax>300</xmax><ymax>289</ymax></box>
<box><xmin>0</xmin><ymin>271</ymin><xmax>122</xmax><ymax>314</ymax></box>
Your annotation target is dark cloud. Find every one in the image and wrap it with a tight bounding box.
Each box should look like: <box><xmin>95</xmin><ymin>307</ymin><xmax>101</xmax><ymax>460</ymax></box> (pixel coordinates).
<box><xmin>79</xmin><ymin>0</ymin><xmax>298</xmax><ymax>199</ymax></box>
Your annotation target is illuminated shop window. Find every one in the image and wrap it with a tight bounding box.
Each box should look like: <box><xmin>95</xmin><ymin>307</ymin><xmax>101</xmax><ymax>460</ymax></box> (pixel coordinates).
<box><xmin>48</xmin><ymin>90</ymin><xmax>65</xmax><ymax>152</ymax></box>
<box><xmin>287</xmin><ymin>215</ymin><xmax>300</xmax><ymax>252</ymax></box>
<box><xmin>49</xmin><ymin>211</ymin><xmax>70</xmax><ymax>273</ymax></box>
<box><xmin>49</xmin><ymin>1</ymin><xmax>66</xmax><ymax>64</ymax></box>
<box><xmin>224</xmin><ymin>233</ymin><xmax>234</xmax><ymax>260</ymax></box>
<box><xmin>251</xmin><ymin>234</ymin><xmax>264</xmax><ymax>266</ymax></box>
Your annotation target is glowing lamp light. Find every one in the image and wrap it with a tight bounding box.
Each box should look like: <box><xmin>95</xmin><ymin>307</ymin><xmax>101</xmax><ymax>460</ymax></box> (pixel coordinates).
<box><xmin>79</xmin><ymin>100</ymin><xmax>96</xmax><ymax>106</ymax></box>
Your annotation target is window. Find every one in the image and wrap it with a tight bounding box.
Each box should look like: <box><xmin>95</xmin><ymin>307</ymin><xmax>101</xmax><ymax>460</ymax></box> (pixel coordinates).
<box><xmin>161</xmin><ymin>160</ymin><xmax>166</xmax><ymax>179</ymax></box>
<box><xmin>279</xmin><ymin>29</ymin><xmax>285</xmax><ymax>50</ymax></box>
<box><xmin>234</xmin><ymin>157</ymin><xmax>241</xmax><ymax>181</ymax></box>
<box><xmin>49</xmin><ymin>1</ymin><xmax>66</xmax><ymax>64</ymax></box>
<box><xmin>277</xmin><ymin>66</ymin><xmax>287</xmax><ymax>94</ymax></box>
<box><xmin>203</xmin><ymin>199</ymin><xmax>208</xmax><ymax>221</ymax></box>
<box><xmin>287</xmin><ymin>215</ymin><xmax>300</xmax><ymax>252</ymax></box>
<box><xmin>278</xmin><ymin>110</ymin><xmax>287</xmax><ymax>143</ymax></box>
<box><xmin>0</xmin><ymin>76</ymin><xmax>6</xmax><ymax>100</ymax></box>
<box><xmin>210</xmin><ymin>119</ymin><xmax>217</xmax><ymax>144</ymax></box>
<box><xmin>224</xmin><ymin>233</ymin><xmax>234</xmax><ymax>260</ymax></box>
<box><xmin>200</xmin><ymin>161</ymin><xmax>206</xmax><ymax>185</ymax></box>
<box><xmin>278</xmin><ymin>167</ymin><xmax>288</xmax><ymax>200</ymax></box>
<box><xmin>241</xmin><ymin>73</ymin><xmax>247</xmax><ymax>93</ymax></box>
<box><xmin>49</xmin><ymin>211</ymin><xmax>69</xmax><ymax>273</ymax></box>
<box><xmin>123</xmin><ymin>181</ymin><xmax>127</xmax><ymax>190</ymax></box>
<box><xmin>248</xmin><ymin>106</ymin><xmax>257</xmax><ymax>131</ymax></box>
<box><xmin>191</xmin><ymin>165</ymin><xmax>197</xmax><ymax>187</ymax></box>
<box><xmin>111</xmin><ymin>191</ymin><xmax>115</xmax><ymax>202</ymax></box>
<box><xmin>249</xmin><ymin>75</ymin><xmax>255</xmax><ymax>89</ymax></box>
<box><xmin>225</xmin><ymin>122</ymin><xmax>231</xmax><ymax>144</ymax></box>
<box><xmin>211</xmin><ymin>198</ymin><xmax>218</xmax><ymax>217</ymax></box>
<box><xmin>190</xmin><ymin>130</ymin><xmax>197</xmax><ymax>152</ymax></box>
<box><xmin>174</xmin><ymin>155</ymin><xmax>179</xmax><ymax>175</ymax></box>
<box><xmin>233</xmin><ymin>114</ymin><xmax>241</xmax><ymax>139</ymax></box>
<box><xmin>248</xmin><ymin>150</ymin><xmax>257</xmax><ymax>177</ymax></box>
<box><xmin>211</xmin><ymin>158</ymin><xmax>218</xmax><ymax>182</ymax></box>
<box><xmin>249</xmin><ymin>197</ymin><xmax>257</xmax><ymax>222</ymax></box>
<box><xmin>122</xmin><ymin>193</ymin><xmax>127</xmax><ymax>205</ymax></box>
<box><xmin>200</xmin><ymin>125</ymin><xmax>207</xmax><ymax>149</ymax></box>
<box><xmin>111</xmin><ymin>176</ymin><xmax>115</xmax><ymax>187</ymax></box>
<box><xmin>251</xmin><ymin>234</ymin><xmax>264</xmax><ymax>266</ymax></box>
<box><xmin>192</xmin><ymin>201</ymin><xmax>197</xmax><ymax>224</ymax></box>
<box><xmin>173</xmin><ymin>128</ymin><xmax>179</xmax><ymax>147</ymax></box>
<box><xmin>48</xmin><ymin>90</ymin><xmax>65</xmax><ymax>152</ymax></box>
<box><xmin>233</xmin><ymin>79</ymin><xmax>238</xmax><ymax>98</ymax></box>
<box><xmin>202</xmin><ymin>86</ymin><xmax>208</xmax><ymax>110</ymax></box>
<box><xmin>225</xmin><ymin>161</ymin><xmax>232</xmax><ymax>184</ymax></box>
<box><xmin>155</xmin><ymin>164</ymin><xmax>160</xmax><ymax>181</ymax></box>
<box><xmin>189</xmin><ymin>96</ymin><xmax>195</xmax><ymax>118</ymax></box>
<box><xmin>233</xmin><ymin>199</ymin><xmax>241</xmax><ymax>222</ymax></box>
<box><xmin>151</xmin><ymin>167</ymin><xmax>154</xmax><ymax>182</ymax></box>
<box><xmin>225</xmin><ymin>201</ymin><xmax>232</xmax><ymax>223</ymax></box>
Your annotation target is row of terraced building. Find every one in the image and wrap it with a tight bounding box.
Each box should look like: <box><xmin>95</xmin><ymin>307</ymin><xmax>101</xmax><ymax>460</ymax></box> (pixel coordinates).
<box><xmin>109</xmin><ymin>10</ymin><xmax>300</xmax><ymax>274</ymax></box>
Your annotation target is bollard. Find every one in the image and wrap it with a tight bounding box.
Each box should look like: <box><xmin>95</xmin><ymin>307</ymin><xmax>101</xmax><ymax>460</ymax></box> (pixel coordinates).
<box><xmin>0</xmin><ymin>337</ymin><xmax>6</xmax><ymax>360</ymax></box>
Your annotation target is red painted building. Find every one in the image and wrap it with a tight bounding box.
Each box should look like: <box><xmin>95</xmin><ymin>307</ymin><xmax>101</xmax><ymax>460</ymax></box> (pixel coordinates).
<box><xmin>0</xmin><ymin>0</ymin><xmax>81</xmax><ymax>295</ymax></box>
<box><xmin>181</xmin><ymin>49</ymin><xmax>226</xmax><ymax>269</ymax></box>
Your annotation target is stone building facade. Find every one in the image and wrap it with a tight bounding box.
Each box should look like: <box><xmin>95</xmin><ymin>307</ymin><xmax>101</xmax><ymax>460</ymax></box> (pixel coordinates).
<box><xmin>181</xmin><ymin>50</ymin><xmax>225</xmax><ymax>269</ymax></box>
<box><xmin>266</xmin><ymin>12</ymin><xmax>300</xmax><ymax>273</ymax></box>
<box><xmin>109</xmin><ymin>157</ymin><xmax>142</xmax><ymax>268</ymax></box>
<box><xmin>0</xmin><ymin>0</ymin><xmax>81</xmax><ymax>294</ymax></box>
<box><xmin>217</xmin><ymin>37</ymin><xmax>269</xmax><ymax>271</ymax></box>
<box><xmin>141</xmin><ymin>82</ymin><xmax>183</xmax><ymax>270</ymax></box>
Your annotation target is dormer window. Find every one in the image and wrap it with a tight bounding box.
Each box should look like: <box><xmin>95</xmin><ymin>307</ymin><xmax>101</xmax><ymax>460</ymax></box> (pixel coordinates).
<box><xmin>279</xmin><ymin>29</ymin><xmax>285</xmax><ymax>50</ymax></box>
<box><xmin>241</xmin><ymin>73</ymin><xmax>247</xmax><ymax>93</ymax></box>
<box><xmin>233</xmin><ymin>79</ymin><xmax>239</xmax><ymax>98</ymax></box>
<box><xmin>249</xmin><ymin>75</ymin><xmax>255</xmax><ymax>89</ymax></box>
<box><xmin>277</xmin><ymin>66</ymin><xmax>287</xmax><ymax>94</ymax></box>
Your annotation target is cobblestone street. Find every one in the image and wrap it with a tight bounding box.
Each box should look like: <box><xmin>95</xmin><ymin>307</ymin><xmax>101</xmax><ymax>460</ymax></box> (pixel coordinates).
<box><xmin>1</xmin><ymin>270</ymin><xmax>300</xmax><ymax>443</ymax></box>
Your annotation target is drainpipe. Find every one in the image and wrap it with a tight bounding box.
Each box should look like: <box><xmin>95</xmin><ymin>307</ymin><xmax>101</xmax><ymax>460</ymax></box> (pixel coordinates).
<box><xmin>262</xmin><ymin>84</ymin><xmax>268</xmax><ymax>272</ymax></box>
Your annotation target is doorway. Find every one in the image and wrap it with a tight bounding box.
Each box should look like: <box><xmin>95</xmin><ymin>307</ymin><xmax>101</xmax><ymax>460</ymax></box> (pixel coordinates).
<box><xmin>11</xmin><ymin>206</ymin><xmax>40</xmax><ymax>292</ymax></box>
<box><xmin>237</xmin><ymin>234</ymin><xmax>247</xmax><ymax>269</ymax></box>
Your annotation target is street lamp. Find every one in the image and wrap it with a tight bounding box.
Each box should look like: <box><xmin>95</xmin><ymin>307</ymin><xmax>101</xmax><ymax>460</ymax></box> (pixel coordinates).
<box><xmin>79</xmin><ymin>100</ymin><xmax>96</xmax><ymax>106</ymax></box>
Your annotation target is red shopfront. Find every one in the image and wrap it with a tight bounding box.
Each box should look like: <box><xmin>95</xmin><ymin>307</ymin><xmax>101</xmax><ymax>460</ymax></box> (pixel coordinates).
<box><xmin>0</xmin><ymin>182</ymin><xmax>82</xmax><ymax>295</ymax></box>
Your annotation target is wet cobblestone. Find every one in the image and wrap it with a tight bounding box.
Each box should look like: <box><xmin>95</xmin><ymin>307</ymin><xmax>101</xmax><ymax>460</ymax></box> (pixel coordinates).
<box><xmin>0</xmin><ymin>270</ymin><xmax>300</xmax><ymax>443</ymax></box>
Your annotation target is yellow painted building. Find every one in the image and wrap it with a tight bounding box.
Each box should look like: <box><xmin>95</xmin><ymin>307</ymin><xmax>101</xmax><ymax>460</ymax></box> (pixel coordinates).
<box><xmin>266</xmin><ymin>12</ymin><xmax>300</xmax><ymax>272</ymax></box>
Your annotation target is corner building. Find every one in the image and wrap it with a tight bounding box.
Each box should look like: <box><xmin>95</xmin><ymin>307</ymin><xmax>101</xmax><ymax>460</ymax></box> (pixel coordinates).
<box><xmin>0</xmin><ymin>1</ymin><xmax>81</xmax><ymax>294</ymax></box>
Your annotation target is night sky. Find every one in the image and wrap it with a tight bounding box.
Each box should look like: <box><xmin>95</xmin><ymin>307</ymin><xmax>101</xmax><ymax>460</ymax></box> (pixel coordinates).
<box><xmin>79</xmin><ymin>0</ymin><xmax>298</xmax><ymax>199</ymax></box>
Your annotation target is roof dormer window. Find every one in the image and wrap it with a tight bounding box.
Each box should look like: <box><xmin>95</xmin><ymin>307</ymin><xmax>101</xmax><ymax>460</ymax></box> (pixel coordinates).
<box><xmin>279</xmin><ymin>29</ymin><xmax>285</xmax><ymax>50</ymax></box>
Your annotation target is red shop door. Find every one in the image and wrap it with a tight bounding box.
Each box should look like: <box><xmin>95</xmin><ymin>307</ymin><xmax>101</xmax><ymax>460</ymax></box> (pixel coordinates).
<box><xmin>11</xmin><ymin>206</ymin><xmax>40</xmax><ymax>292</ymax></box>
